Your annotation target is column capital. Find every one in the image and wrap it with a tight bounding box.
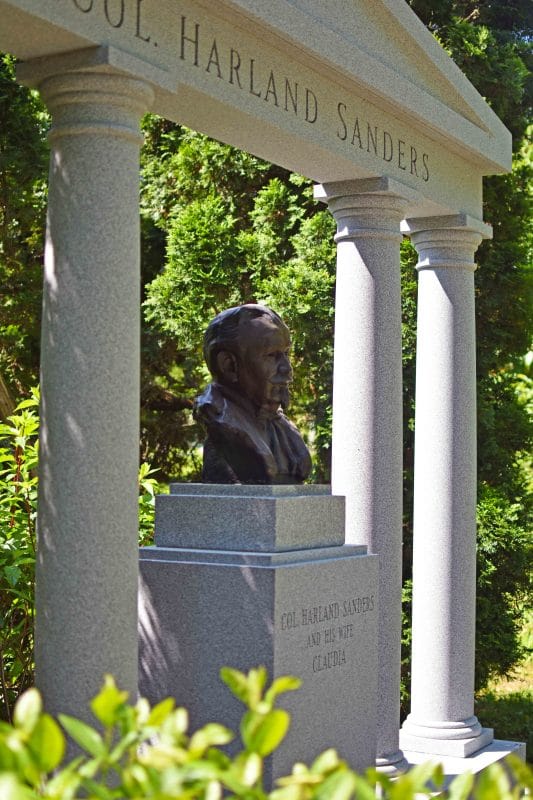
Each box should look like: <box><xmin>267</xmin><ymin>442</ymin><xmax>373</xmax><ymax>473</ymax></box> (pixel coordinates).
<box><xmin>401</xmin><ymin>213</ymin><xmax>492</xmax><ymax>238</ymax></box>
<box><xmin>17</xmin><ymin>46</ymin><xmax>156</xmax><ymax>145</ymax></box>
<box><xmin>314</xmin><ymin>176</ymin><xmax>419</xmax><ymax>204</ymax></box>
<box><xmin>314</xmin><ymin>177</ymin><xmax>414</xmax><ymax>243</ymax></box>
<box><xmin>402</xmin><ymin>214</ymin><xmax>490</xmax><ymax>273</ymax></box>
<box><xmin>17</xmin><ymin>44</ymin><xmax>167</xmax><ymax>91</ymax></box>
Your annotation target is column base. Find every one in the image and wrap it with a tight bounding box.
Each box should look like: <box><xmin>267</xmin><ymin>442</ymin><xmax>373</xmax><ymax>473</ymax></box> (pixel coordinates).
<box><xmin>400</xmin><ymin>722</ymin><xmax>494</xmax><ymax>757</ymax></box>
<box><xmin>376</xmin><ymin>749</ymin><xmax>409</xmax><ymax>775</ymax></box>
<box><xmin>404</xmin><ymin>740</ymin><xmax>526</xmax><ymax>794</ymax></box>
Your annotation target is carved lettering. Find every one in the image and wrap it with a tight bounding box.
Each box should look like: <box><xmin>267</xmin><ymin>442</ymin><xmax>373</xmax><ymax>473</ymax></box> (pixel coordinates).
<box><xmin>422</xmin><ymin>152</ymin><xmax>430</xmax><ymax>181</ymax></box>
<box><xmin>104</xmin><ymin>0</ymin><xmax>124</xmax><ymax>28</ymax></box>
<box><xmin>305</xmin><ymin>88</ymin><xmax>318</xmax><ymax>123</ymax></box>
<box><xmin>72</xmin><ymin>0</ymin><xmax>93</xmax><ymax>10</ymax></box>
<box><xmin>338</xmin><ymin>623</ymin><xmax>354</xmax><ymax>639</ymax></box>
<box><xmin>284</xmin><ymin>79</ymin><xmax>298</xmax><ymax>114</ymax></box>
<box><xmin>71</xmin><ymin>0</ymin><xmax>151</xmax><ymax>42</ymax></box>
<box><xmin>180</xmin><ymin>16</ymin><xmax>199</xmax><ymax>66</ymax></box>
<box><xmin>313</xmin><ymin>649</ymin><xmax>346</xmax><ymax>673</ymax></box>
<box><xmin>302</xmin><ymin>602</ymin><xmax>339</xmax><ymax>624</ymax></box>
<box><xmin>281</xmin><ymin>611</ymin><xmax>299</xmax><ymax>630</ymax></box>
<box><xmin>367</xmin><ymin>123</ymin><xmax>378</xmax><ymax>156</ymax></box>
<box><xmin>324</xmin><ymin>626</ymin><xmax>336</xmax><ymax>644</ymax></box>
<box><xmin>280</xmin><ymin>595</ymin><xmax>373</xmax><ymax>671</ymax></box>
<box><xmin>351</xmin><ymin>117</ymin><xmax>362</xmax><ymax>148</ymax></box>
<box><xmin>229</xmin><ymin>48</ymin><xmax>242</xmax><ymax>88</ymax></box>
<box><xmin>65</xmin><ymin>8</ymin><xmax>432</xmax><ymax>183</ymax></box>
<box><xmin>206</xmin><ymin>39</ymin><xmax>222</xmax><ymax>78</ymax></box>
<box><xmin>342</xmin><ymin>595</ymin><xmax>375</xmax><ymax>615</ymax></box>
<box><xmin>249</xmin><ymin>59</ymin><xmax>262</xmax><ymax>98</ymax></box>
<box><xmin>336</xmin><ymin>103</ymin><xmax>430</xmax><ymax>182</ymax></box>
<box><xmin>264</xmin><ymin>70</ymin><xmax>279</xmax><ymax>106</ymax></box>
<box><xmin>135</xmin><ymin>0</ymin><xmax>150</xmax><ymax>42</ymax></box>
<box><xmin>337</xmin><ymin>102</ymin><xmax>348</xmax><ymax>141</ymax></box>
<box><xmin>383</xmin><ymin>130</ymin><xmax>393</xmax><ymax>162</ymax></box>
<box><xmin>410</xmin><ymin>145</ymin><xmax>418</xmax><ymax>176</ymax></box>
<box><xmin>398</xmin><ymin>139</ymin><xmax>407</xmax><ymax>170</ymax></box>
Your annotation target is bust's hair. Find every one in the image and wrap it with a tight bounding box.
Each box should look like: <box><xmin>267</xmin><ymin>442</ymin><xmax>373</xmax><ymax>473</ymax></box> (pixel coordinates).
<box><xmin>204</xmin><ymin>304</ymin><xmax>284</xmax><ymax>379</ymax></box>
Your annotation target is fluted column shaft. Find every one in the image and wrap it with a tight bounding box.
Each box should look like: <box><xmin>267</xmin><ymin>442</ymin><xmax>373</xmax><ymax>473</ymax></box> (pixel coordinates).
<box><xmin>315</xmin><ymin>178</ymin><xmax>409</xmax><ymax>772</ymax></box>
<box><xmin>400</xmin><ymin>217</ymin><xmax>493</xmax><ymax>757</ymax></box>
<box><xmin>18</xmin><ymin>60</ymin><xmax>153</xmax><ymax>718</ymax></box>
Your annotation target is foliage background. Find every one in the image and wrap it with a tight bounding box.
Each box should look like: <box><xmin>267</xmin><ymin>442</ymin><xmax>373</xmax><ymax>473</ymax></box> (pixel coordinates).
<box><xmin>0</xmin><ymin>0</ymin><xmax>531</xmax><ymax>716</ymax></box>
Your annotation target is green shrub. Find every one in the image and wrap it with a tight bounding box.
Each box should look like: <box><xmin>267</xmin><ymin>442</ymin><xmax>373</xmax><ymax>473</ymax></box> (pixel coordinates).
<box><xmin>475</xmin><ymin>484</ymin><xmax>532</xmax><ymax>690</ymax></box>
<box><xmin>0</xmin><ymin>395</ymin><xmax>165</xmax><ymax>721</ymax></box>
<box><xmin>0</xmin><ymin>667</ymin><xmax>531</xmax><ymax>799</ymax></box>
<box><xmin>0</xmin><ymin>390</ymin><xmax>39</xmax><ymax>722</ymax></box>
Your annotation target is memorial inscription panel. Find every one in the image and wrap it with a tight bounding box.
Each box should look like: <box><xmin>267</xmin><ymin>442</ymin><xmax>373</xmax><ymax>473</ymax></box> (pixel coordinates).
<box><xmin>279</xmin><ymin>594</ymin><xmax>375</xmax><ymax>674</ymax></box>
<box><xmin>8</xmin><ymin>0</ymin><xmax>485</xmax><ymax>214</ymax></box>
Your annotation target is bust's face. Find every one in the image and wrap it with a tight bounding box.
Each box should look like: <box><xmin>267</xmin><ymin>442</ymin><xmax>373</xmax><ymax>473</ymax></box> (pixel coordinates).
<box><xmin>237</xmin><ymin>315</ymin><xmax>293</xmax><ymax>413</ymax></box>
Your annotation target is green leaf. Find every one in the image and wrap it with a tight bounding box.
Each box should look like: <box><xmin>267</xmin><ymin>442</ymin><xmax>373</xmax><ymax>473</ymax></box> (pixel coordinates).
<box><xmin>90</xmin><ymin>674</ymin><xmax>129</xmax><ymax>727</ymax></box>
<box><xmin>189</xmin><ymin>723</ymin><xmax>234</xmax><ymax>755</ymax></box>
<box><xmin>240</xmin><ymin>709</ymin><xmax>290</xmax><ymax>756</ymax></box>
<box><xmin>27</xmin><ymin>713</ymin><xmax>65</xmax><ymax>772</ymax></box>
<box><xmin>447</xmin><ymin>771</ymin><xmax>474</xmax><ymax>800</ymax></box>
<box><xmin>3</xmin><ymin>565</ymin><xmax>22</xmax><ymax>587</ymax></box>
<box><xmin>270</xmin><ymin>786</ymin><xmax>303</xmax><ymax>800</ymax></box>
<box><xmin>231</xmin><ymin>751</ymin><xmax>263</xmax><ymax>787</ymax></box>
<box><xmin>475</xmin><ymin>763</ymin><xmax>511</xmax><ymax>800</ymax></box>
<box><xmin>352</xmin><ymin>773</ymin><xmax>378</xmax><ymax>800</ymax></box>
<box><xmin>220</xmin><ymin>667</ymin><xmax>250</xmax><ymax>706</ymax></box>
<box><xmin>146</xmin><ymin>696</ymin><xmax>175</xmax><ymax>726</ymax></box>
<box><xmin>247</xmin><ymin>666</ymin><xmax>268</xmax><ymax>708</ymax></box>
<box><xmin>310</xmin><ymin>748</ymin><xmax>341</xmax><ymax>775</ymax></box>
<box><xmin>108</xmin><ymin>730</ymin><xmax>139</xmax><ymax>763</ymax></box>
<box><xmin>78</xmin><ymin>777</ymin><xmax>115</xmax><ymax>800</ymax></box>
<box><xmin>0</xmin><ymin>774</ymin><xmax>35</xmax><ymax>800</ymax></box>
<box><xmin>44</xmin><ymin>765</ymin><xmax>83</xmax><ymax>800</ymax></box>
<box><xmin>160</xmin><ymin>707</ymin><xmax>189</xmax><ymax>741</ymax></box>
<box><xmin>264</xmin><ymin>675</ymin><xmax>301</xmax><ymax>707</ymax></box>
<box><xmin>13</xmin><ymin>688</ymin><xmax>42</xmax><ymax>733</ymax></box>
<box><xmin>505</xmin><ymin>755</ymin><xmax>533</xmax><ymax>792</ymax></box>
<box><xmin>58</xmin><ymin>715</ymin><xmax>106</xmax><ymax>757</ymax></box>
<box><xmin>313</xmin><ymin>768</ymin><xmax>356</xmax><ymax>800</ymax></box>
<box><xmin>77</xmin><ymin>757</ymin><xmax>102</xmax><ymax>779</ymax></box>
<box><xmin>0</xmin><ymin>740</ymin><xmax>17</xmax><ymax>770</ymax></box>
<box><xmin>404</xmin><ymin>760</ymin><xmax>441</xmax><ymax>791</ymax></box>
<box><xmin>15</xmin><ymin>399</ymin><xmax>38</xmax><ymax>410</ymax></box>
<box><xmin>181</xmin><ymin>759</ymin><xmax>221</xmax><ymax>781</ymax></box>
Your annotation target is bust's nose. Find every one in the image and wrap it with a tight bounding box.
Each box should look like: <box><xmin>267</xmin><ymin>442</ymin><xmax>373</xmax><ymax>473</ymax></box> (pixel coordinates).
<box><xmin>278</xmin><ymin>354</ymin><xmax>293</xmax><ymax>380</ymax></box>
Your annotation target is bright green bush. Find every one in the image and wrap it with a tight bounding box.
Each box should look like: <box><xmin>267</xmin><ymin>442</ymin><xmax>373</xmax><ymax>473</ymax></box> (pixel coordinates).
<box><xmin>0</xmin><ymin>390</ymin><xmax>39</xmax><ymax>722</ymax></box>
<box><xmin>0</xmin><ymin>395</ymin><xmax>165</xmax><ymax>721</ymax></box>
<box><xmin>0</xmin><ymin>667</ymin><xmax>531</xmax><ymax>799</ymax></box>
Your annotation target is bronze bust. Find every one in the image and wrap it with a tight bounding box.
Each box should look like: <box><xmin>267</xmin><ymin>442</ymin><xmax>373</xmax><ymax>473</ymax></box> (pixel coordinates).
<box><xmin>194</xmin><ymin>304</ymin><xmax>312</xmax><ymax>484</ymax></box>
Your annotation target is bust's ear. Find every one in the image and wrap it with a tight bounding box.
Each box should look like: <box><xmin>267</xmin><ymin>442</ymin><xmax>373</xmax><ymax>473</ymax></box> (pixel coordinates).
<box><xmin>216</xmin><ymin>350</ymin><xmax>239</xmax><ymax>384</ymax></box>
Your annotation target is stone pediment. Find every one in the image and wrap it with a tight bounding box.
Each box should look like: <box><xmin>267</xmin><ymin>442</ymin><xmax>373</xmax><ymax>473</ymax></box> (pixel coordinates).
<box><xmin>225</xmin><ymin>0</ymin><xmax>509</xmax><ymax>166</ymax></box>
<box><xmin>2</xmin><ymin>0</ymin><xmax>512</xmax><ymax>219</ymax></box>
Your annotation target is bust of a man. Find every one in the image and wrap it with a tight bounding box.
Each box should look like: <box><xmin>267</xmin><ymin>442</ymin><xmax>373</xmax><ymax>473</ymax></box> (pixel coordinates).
<box><xmin>193</xmin><ymin>304</ymin><xmax>312</xmax><ymax>484</ymax></box>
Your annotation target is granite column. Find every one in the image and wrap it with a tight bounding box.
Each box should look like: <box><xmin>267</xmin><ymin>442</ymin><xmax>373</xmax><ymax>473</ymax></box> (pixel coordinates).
<box><xmin>18</xmin><ymin>55</ymin><xmax>154</xmax><ymax>718</ymax></box>
<box><xmin>400</xmin><ymin>215</ymin><xmax>493</xmax><ymax>757</ymax></box>
<box><xmin>315</xmin><ymin>178</ymin><xmax>409</xmax><ymax>773</ymax></box>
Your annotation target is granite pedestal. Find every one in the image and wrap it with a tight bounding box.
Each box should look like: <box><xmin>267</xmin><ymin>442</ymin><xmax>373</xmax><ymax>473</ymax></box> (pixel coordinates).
<box><xmin>139</xmin><ymin>484</ymin><xmax>378</xmax><ymax>784</ymax></box>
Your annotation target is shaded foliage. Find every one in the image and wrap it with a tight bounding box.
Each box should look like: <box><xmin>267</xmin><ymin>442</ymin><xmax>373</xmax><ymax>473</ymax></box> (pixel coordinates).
<box><xmin>0</xmin><ymin>55</ymin><xmax>48</xmax><ymax>398</ymax></box>
<box><xmin>0</xmin><ymin>397</ymin><xmax>164</xmax><ymax>721</ymax></box>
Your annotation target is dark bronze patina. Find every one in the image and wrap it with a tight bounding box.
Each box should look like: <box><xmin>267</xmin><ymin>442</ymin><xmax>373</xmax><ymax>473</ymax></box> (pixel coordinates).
<box><xmin>194</xmin><ymin>304</ymin><xmax>312</xmax><ymax>484</ymax></box>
